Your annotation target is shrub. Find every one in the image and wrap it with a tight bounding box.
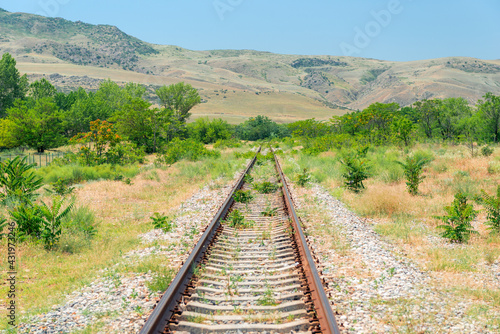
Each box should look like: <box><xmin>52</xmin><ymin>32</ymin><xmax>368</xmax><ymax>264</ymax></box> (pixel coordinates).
<box><xmin>253</xmin><ymin>181</ymin><xmax>280</xmax><ymax>194</ymax></box>
<box><xmin>481</xmin><ymin>146</ymin><xmax>494</xmax><ymax>157</ymax></box>
<box><xmin>224</xmin><ymin>210</ymin><xmax>253</xmax><ymax>228</ymax></box>
<box><xmin>156</xmin><ymin>138</ymin><xmax>220</xmax><ymax>165</ymax></box>
<box><xmin>233</xmin><ymin>190</ymin><xmax>253</xmax><ymax>203</ymax></box>
<box><xmin>397</xmin><ymin>155</ymin><xmax>430</xmax><ymax>196</ymax></box>
<box><xmin>339</xmin><ymin>148</ymin><xmax>370</xmax><ymax>193</ymax></box>
<box><xmin>244</xmin><ymin>174</ymin><xmax>254</xmax><ymax>184</ymax></box>
<box><xmin>0</xmin><ymin>156</ymin><xmax>43</xmax><ymax>204</ymax></box>
<box><xmin>436</xmin><ymin>193</ymin><xmax>478</xmax><ymax>243</ymax></box>
<box><xmin>479</xmin><ymin>186</ymin><xmax>500</xmax><ymax>234</ymax></box>
<box><xmin>261</xmin><ymin>205</ymin><xmax>278</xmax><ymax>217</ymax></box>
<box><xmin>9</xmin><ymin>203</ymin><xmax>44</xmax><ymax>240</ymax></box>
<box><xmin>150</xmin><ymin>212</ymin><xmax>174</xmax><ymax>232</ymax></box>
<box><xmin>45</xmin><ymin>178</ymin><xmax>75</xmax><ymax>196</ymax></box>
<box><xmin>296</xmin><ymin>168</ymin><xmax>311</xmax><ymax>187</ymax></box>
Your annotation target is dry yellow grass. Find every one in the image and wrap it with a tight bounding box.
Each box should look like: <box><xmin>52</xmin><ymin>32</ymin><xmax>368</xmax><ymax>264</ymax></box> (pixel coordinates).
<box><xmin>0</xmin><ymin>153</ymin><xmax>246</xmax><ymax>327</ymax></box>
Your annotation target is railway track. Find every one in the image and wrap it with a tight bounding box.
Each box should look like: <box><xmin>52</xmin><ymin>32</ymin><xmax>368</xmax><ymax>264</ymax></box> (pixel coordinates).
<box><xmin>140</xmin><ymin>149</ymin><xmax>340</xmax><ymax>334</ymax></box>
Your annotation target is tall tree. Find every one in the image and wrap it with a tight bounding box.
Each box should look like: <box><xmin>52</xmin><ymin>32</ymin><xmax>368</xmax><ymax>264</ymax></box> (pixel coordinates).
<box><xmin>156</xmin><ymin>82</ymin><xmax>201</xmax><ymax>123</ymax></box>
<box><xmin>7</xmin><ymin>98</ymin><xmax>65</xmax><ymax>152</ymax></box>
<box><xmin>29</xmin><ymin>78</ymin><xmax>57</xmax><ymax>101</ymax></box>
<box><xmin>0</xmin><ymin>53</ymin><xmax>28</xmax><ymax>116</ymax></box>
<box><xmin>478</xmin><ymin>93</ymin><xmax>500</xmax><ymax>142</ymax></box>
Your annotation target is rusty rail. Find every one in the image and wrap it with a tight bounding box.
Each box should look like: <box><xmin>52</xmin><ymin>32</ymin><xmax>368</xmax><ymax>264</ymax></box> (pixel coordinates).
<box><xmin>273</xmin><ymin>149</ymin><xmax>341</xmax><ymax>334</ymax></box>
<box><xmin>139</xmin><ymin>148</ymin><xmax>260</xmax><ymax>334</ymax></box>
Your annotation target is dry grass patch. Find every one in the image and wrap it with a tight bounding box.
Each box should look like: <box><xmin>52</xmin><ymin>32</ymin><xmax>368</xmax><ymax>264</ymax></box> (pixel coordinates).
<box><xmin>0</xmin><ymin>153</ymin><xmax>246</xmax><ymax>328</ymax></box>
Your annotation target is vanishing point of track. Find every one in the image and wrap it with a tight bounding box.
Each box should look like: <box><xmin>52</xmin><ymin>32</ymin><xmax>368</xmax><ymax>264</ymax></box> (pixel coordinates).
<box><xmin>140</xmin><ymin>148</ymin><xmax>340</xmax><ymax>334</ymax></box>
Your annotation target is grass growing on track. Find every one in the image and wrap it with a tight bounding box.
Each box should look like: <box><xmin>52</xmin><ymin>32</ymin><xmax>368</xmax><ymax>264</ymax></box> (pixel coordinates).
<box><xmin>0</xmin><ymin>150</ymin><xmax>248</xmax><ymax>329</ymax></box>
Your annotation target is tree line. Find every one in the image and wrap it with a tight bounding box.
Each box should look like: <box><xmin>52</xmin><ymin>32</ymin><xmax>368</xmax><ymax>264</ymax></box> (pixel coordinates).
<box><xmin>1</xmin><ymin>51</ymin><xmax>499</xmax><ymax>157</ymax></box>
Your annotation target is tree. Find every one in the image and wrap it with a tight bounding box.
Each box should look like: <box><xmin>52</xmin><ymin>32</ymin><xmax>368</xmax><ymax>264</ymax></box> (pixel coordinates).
<box><xmin>112</xmin><ymin>97</ymin><xmax>157</xmax><ymax>153</ymax></box>
<box><xmin>435</xmin><ymin>98</ymin><xmax>471</xmax><ymax>141</ymax></box>
<box><xmin>71</xmin><ymin>120</ymin><xmax>121</xmax><ymax>166</ymax></box>
<box><xmin>477</xmin><ymin>93</ymin><xmax>500</xmax><ymax>142</ymax></box>
<box><xmin>0</xmin><ymin>53</ymin><xmax>28</xmax><ymax>116</ymax></box>
<box><xmin>436</xmin><ymin>193</ymin><xmax>478</xmax><ymax>243</ymax></box>
<box><xmin>391</xmin><ymin>116</ymin><xmax>416</xmax><ymax>147</ymax></box>
<box><xmin>156</xmin><ymin>82</ymin><xmax>201</xmax><ymax>123</ymax></box>
<box><xmin>413</xmin><ymin>99</ymin><xmax>441</xmax><ymax>139</ymax></box>
<box><xmin>29</xmin><ymin>78</ymin><xmax>57</xmax><ymax>101</ymax></box>
<box><xmin>7</xmin><ymin>98</ymin><xmax>65</xmax><ymax>152</ymax></box>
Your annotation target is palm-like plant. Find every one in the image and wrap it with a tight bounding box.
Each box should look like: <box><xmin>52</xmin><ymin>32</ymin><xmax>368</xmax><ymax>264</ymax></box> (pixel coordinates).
<box><xmin>0</xmin><ymin>156</ymin><xmax>43</xmax><ymax>204</ymax></box>
<box><xmin>39</xmin><ymin>196</ymin><xmax>74</xmax><ymax>249</ymax></box>
<box><xmin>436</xmin><ymin>193</ymin><xmax>478</xmax><ymax>243</ymax></box>
<box><xmin>479</xmin><ymin>186</ymin><xmax>500</xmax><ymax>234</ymax></box>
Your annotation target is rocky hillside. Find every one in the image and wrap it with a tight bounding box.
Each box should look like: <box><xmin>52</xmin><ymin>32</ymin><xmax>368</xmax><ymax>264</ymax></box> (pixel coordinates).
<box><xmin>1</xmin><ymin>8</ymin><xmax>499</xmax><ymax>118</ymax></box>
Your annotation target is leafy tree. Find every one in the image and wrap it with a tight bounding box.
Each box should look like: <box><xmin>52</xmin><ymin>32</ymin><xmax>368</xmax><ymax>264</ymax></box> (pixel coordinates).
<box><xmin>458</xmin><ymin>111</ymin><xmax>483</xmax><ymax>157</ymax></box>
<box><xmin>391</xmin><ymin>116</ymin><xmax>416</xmax><ymax>147</ymax></box>
<box><xmin>187</xmin><ymin>118</ymin><xmax>232</xmax><ymax>144</ymax></box>
<box><xmin>29</xmin><ymin>78</ymin><xmax>57</xmax><ymax>101</ymax></box>
<box><xmin>156</xmin><ymin>82</ymin><xmax>201</xmax><ymax>123</ymax></box>
<box><xmin>7</xmin><ymin>98</ymin><xmax>65</xmax><ymax>152</ymax></box>
<box><xmin>436</xmin><ymin>193</ymin><xmax>478</xmax><ymax>243</ymax></box>
<box><xmin>71</xmin><ymin>120</ymin><xmax>121</xmax><ymax>166</ymax></box>
<box><xmin>0</xmin><ymin>118</ymin><xmax>18</xmax><ymax>148</ymax></box>
<box><xmin>0</xmin><ymin>53</ymin><xmax>28</xmax><ymax>116</ymax></box>
<box><xmin>413</xmin><ymin>99</ymin><xmax>441</xmax><ymax>139</ymax></box>
<box><xmin>435</xmin><ymin>98</ymin><xmax>471</xmax><ymax>141</ymax></box>
<box><xmin>287</xmin><ymin>119</ymin><xmax>330</xmax><ymax>138</ymax></box>
<box><xmin>113</xmin><ymin>97</ymin><xmax>156</xmax><ymax>152</ymax></box>
<box><xmin>477</xmin><ymin>93</ymin><xmax>500</xmax><ymax>142</ymax></box>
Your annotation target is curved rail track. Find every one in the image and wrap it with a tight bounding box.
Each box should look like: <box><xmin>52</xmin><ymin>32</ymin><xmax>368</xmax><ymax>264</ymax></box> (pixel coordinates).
<box><xmin>140</xmin><ymin>149</ymin><xmax>340</xmax><ymax>334</ymax></box>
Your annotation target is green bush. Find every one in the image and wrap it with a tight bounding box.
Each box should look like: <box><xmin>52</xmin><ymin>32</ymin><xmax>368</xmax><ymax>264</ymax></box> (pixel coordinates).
<box><xmin>233</xmin><ymin>190</ymin><xmax>253</xmax><ymax>203</ymax></box>
<box><xmin>253</xmin><ymin>181</ymin><xmax>280</xmax><ymax>194</ymax></box>
<box><xmin>296</xmin><ymin>168</ymin><xmax>311</xmax><ymax>187</ymax></box>
<box><xmin>150</xmin><ymin>212</ymin><xmax>174</xmax><ymax>232</ymax></box>
<box><xmin>481</xmin><ymin>146</ymin><xmax>494</xmax><ymax>157</ymax></box>
<box><xmin>436</xmin><ymin>193</ymin><xmax>478</xmax><ymax>243</ymax></box>
<box><xmin>223</xmin><ymin>209</ymin><xmax>253</xmax><ymax>228</ymax></box>
<box><xmin>156</xmin><ymin>138</ymin><xmax>220</xmax><ymax>165</ymax></box>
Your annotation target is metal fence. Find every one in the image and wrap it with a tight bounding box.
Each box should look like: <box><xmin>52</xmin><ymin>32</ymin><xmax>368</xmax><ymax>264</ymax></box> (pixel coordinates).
<box><xmin>0</xmin><ymin>152</ymin><xmax>66</xmax><ymax>169</ymax></box>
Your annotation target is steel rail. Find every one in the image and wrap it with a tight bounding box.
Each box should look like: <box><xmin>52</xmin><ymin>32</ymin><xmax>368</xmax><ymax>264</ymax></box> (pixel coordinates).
<box><xmin>273</xmin><ymin>150</ymin><xmax>341</xmax><ymax>334</ymax></box>
<box><xmin>139</xmin><ymin>147</ymin><xmax>261</xmax><ymax>334</ymax></box>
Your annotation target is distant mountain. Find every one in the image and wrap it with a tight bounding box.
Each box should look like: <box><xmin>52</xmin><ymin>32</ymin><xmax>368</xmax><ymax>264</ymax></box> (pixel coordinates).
<box><xmin>1</xmin><ymin>9</ymin><xmax>499</xmax><ymax>122</ymax></box>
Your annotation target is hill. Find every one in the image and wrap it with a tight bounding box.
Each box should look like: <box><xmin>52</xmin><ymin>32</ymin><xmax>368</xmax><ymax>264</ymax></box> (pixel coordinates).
<box><xmin>1</xmin><ymin>8</ymin><xmax>499</xmax><ymax>123</ymax></box>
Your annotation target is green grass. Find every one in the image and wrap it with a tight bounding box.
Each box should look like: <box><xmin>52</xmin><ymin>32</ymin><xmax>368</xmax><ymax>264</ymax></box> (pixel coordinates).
<box><xmin>35</xmin><ymin>163</ymin><xmax>140</xmax><ymax>184</ymax></box>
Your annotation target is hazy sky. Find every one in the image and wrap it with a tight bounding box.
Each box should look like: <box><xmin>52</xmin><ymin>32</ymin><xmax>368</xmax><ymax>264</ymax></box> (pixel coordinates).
<box><xmin>0</xmin><ymin>0</ymin><xmax>498</xmax><ymax>61</ymax></box>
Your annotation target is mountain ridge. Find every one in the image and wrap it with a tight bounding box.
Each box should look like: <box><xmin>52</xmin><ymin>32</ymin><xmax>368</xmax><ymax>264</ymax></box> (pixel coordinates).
<box><xmin>1</xmin><ymin>9</ymin><xmax>499</xmax><ymax>122</ymax></box>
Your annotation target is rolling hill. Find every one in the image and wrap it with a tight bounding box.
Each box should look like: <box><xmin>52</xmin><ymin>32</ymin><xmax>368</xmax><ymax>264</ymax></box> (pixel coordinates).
<box><xmin>1</xmin><ymin>8</ymin><xmax>499</xmax><ymax>123</ymax></box>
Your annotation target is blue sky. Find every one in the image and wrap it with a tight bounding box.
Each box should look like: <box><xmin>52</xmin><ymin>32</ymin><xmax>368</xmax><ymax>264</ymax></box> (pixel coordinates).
<box><xmin>1</xmin><ymin>0</ymin><xmax>498</xmax><ymax>61</ymax></box>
